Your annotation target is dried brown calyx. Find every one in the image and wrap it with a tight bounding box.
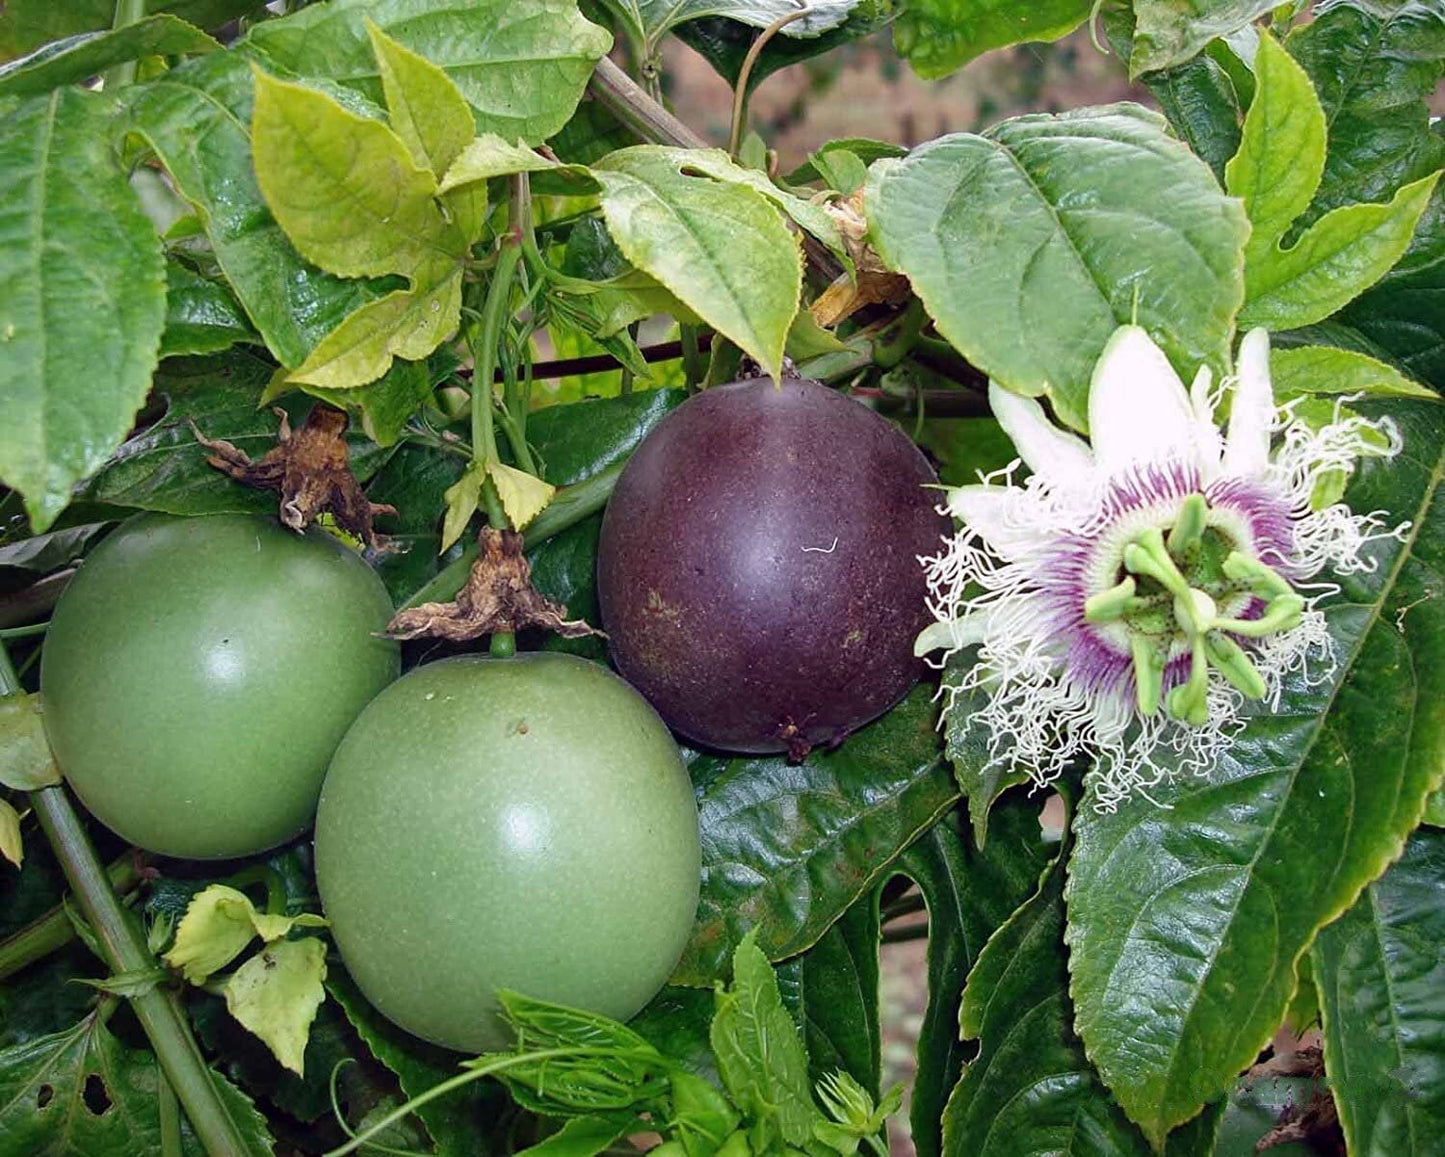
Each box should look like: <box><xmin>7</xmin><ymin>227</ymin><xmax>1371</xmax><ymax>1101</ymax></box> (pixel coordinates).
<box><xmin>190</xmin><ymin>405</ymin><xmax>396</xmax><ymax>551</ymax></box>
<box><xmin>810</xmin><ymin>190</ymin><xmax>911</xmax><ymax>328</ymax></box>
<box><xmin>385</xmin><ymin>527</ymin><xmax>603</xmax><ymax>642</ymax></box>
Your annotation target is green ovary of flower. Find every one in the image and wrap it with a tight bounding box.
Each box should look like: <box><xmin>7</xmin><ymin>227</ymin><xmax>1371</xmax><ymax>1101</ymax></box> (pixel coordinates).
<box><xmin>1083</xmin><ymin>493</ymin><xmax>1305</xmax><ymax>727</ymax></box>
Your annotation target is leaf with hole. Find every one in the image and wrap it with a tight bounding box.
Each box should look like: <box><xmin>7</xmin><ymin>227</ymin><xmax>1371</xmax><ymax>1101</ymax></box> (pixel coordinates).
<box><xmin>1066</xmin><ymin>398</ymin><xmax>1445</xmax><ymax>1144</ymax></box>
<box><xmin>223</xmin><ymin>936</ymin><xmax>328</xmax><ymax>1077</ymax></box>
<box><xmin>866</xmin><ymin>105</ymin><xmax>1246</xmax><ymax>431</ymax></box>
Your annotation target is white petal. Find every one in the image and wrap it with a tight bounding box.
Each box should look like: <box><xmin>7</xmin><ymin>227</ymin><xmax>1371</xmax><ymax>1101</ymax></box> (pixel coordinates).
<box><xmin>988</xmin><ymin>383</ymin><xmax>1094</xmax><ymax>488</ymax></box>
<box><xmin>1087</xmin><ymin>325</ymin><xmax>1197</xmax><ymax>478</ymax></box>
<box><xmin>1189</xmin><ymin>365</ymin><xmax>1223</xmax><ymax>483</ymax></box>
<box><xmin>947</xmin><ymin>485</ymin><xmax>1043</xmax><ymax>561</ymax></box>
<box><xmin>1223</xmin><ymin>328</ymin><xmax>1274</xmax><ymax>478</ymax></box>
<box><xmin>915</xmin><ymin>614</ymin><xmax>987</xmax><ymax>657</ymax></box>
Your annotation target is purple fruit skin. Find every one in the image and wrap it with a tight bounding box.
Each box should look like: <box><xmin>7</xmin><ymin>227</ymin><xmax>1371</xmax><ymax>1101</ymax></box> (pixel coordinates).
<box><xmin>597</xmin><ymin>376</ymin><xmax>951</xmax><ymax>755</ymax></box>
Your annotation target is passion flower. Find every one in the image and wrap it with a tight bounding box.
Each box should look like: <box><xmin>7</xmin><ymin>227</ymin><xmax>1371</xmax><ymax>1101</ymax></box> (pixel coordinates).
<box><xmin>917</xmin><ymin>325</ymin><xmax>1405</xmax><ymax>808</ymax></box>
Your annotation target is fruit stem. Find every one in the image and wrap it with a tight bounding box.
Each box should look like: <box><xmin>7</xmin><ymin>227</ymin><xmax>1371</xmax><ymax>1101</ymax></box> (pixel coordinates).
<box><xmin>0</xmin><ymin>643</ymin><xmax>260</xmax><ymax>1157</ymax></box>
<box><xmin>0</xmin><ymin>852</ymin><xmax>140</xmax><ymax>980</ymax></box>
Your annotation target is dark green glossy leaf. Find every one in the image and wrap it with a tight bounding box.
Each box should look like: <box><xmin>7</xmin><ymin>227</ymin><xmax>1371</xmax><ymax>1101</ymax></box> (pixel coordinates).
<box><xmin>893</xmin><ymin>0</ymin><xmax>1091</xmax><ymax>81</ymax></box>
<box><xmin>1129</xmin><ymin>0</ymin><xmax>1273</xmax><ymax>77</ymax></box>
<box><xmin>529</xmin><ymin>388</ymin><xmax>688</xmax><ymax>486</ymax></box>
<box><xmin>0</xmin><ymin>87</ymin><xmax>166</xmax><ymax>531</ymax></box>
<box><xmin>0</xmin><ymin>16</ymin><xmax>217</xmax><ymax>99</ymax></box>
<box><xmin>1067</xmin><ymin>398</ymin><xmax>1445</xmax><ymax>1144</ymax></box>
<box><xmin>674</xmin><ymin>685</ymin><xmax>954</xmax><ymax>985</ymax></box>
<box><xmin>942</xmin><ymin>678</ymin><xmax>1029</xmax><ymax>846</ymax></box>
<box><xmin>0</xmin><ymin>0</ymin><xmax>260</xmax><ymax>63</ymax></box>
<box><xmin>1312</xmin><ymin>826</ymin><xmax>1445</xmax><ymax>1154</ymax></box>
<box><xmin>160</xmin><ymin>260</ymin><xmax>259</xmax><ymax>360</ymax></box>
<box><xmin>942</xmin><ymin>848</ymin><xmax>1152</xmax><ymax>1156</ymax></box>
<box><xmin>0</xmin><ymin>524</ymin><xmax>109</xmax><ymax>573</ymax></box>
<box><xmin>893</xmin><ymin>803</ymin><xmax>1052</xmax><ymax>1157</ymax></box>
<box><xmin>865</xmin><ymin>105</ymin><xmax>1247</xmax><ymax>431</ymax></box>
<box><xmin>245</xmin><ymin>0</ymin><xmax>611</xmax><ymax>146</ymax></box>
<box><xmin>776</xmin><ymin>891</ymin><xmax>880</xmax><ymax>1096</ymax></box>
<box><xmin>82</xmin><ymin>352</ymin><xmax>394</xmax><ymax>517</ymax></box>
<box><xmin>0</xmin><ymin>1008</ymin><xmax>273</xmax><ymax>1157</ymax></box>
<box><xmin>1143</xmin><ymin>52</ymin><xmax>1242</xmax><ymax>184</ymax></box>
<box><xmin>629</xmin><ymin>985</ymin><xmax>719</xmax><ymax>1085</ymax></box>
<box><xmin>330</xmin><ymin>966</ymin><xmax>502</xmax><ymax>1157</ymax></box>
<box><xmin>675</xmin><ymin>5</ymin><xmax>892</xmax><ymax>93</ymax></box>
<box><xmin>601</xmin><ymin>0</ymin><xmax>852</xmax><ymax>58</ymax></box>
<box><xmin>124</xmin><ymin>50</ymin><xmax>386</xmax><ymax>370</ymax></box>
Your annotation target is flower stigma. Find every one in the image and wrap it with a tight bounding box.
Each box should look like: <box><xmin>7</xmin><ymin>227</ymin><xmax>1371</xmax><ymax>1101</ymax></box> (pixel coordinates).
<box><xmin>916</xmin><ymin>325</ymin><xmax>1407</xmax><ymax>809</ymax></box>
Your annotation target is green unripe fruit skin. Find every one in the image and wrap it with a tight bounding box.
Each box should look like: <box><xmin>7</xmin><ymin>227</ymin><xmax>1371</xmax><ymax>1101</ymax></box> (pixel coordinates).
<box><xmin>315</xmin><ymin>652</ymin><xmax>701</xmax><ymax>1053</ymax></box>
<box><xmin>41</xmin><ymin>513</ymin><xmax>399</xmax><ymax>860</ymax></box>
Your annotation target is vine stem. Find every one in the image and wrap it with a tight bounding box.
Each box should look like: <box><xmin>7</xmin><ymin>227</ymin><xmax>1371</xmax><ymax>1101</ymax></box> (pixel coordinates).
<box><xmin>102</xmin><ymin>0</ymin><xmax>147</xmax><ymax>90</ymax></box>
<box><xmin>0</xmin><ymin>644</ymin><xmax>259</xmax><ymax>1157</ymax></box>
<box><xmin>728</xmin><ymin>8</ymin><xmax>814</xmax><ymax>159</ymax></box>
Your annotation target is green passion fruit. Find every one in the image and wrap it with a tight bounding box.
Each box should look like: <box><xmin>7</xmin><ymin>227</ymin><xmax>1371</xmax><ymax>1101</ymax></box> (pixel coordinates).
<box><xmin>41</xmin><ymin>513</ymin><xmax>399</xmax><ymax>860</ymax></box>
<box><xmin>314</xmin><ymin>652</ymin><xmax>700</xmax><ymax>1053</ymax></box>
<box><xmin>597</xmin><ymin>375</ymin><xmax>951</xmax><ymax>756</ymax></box>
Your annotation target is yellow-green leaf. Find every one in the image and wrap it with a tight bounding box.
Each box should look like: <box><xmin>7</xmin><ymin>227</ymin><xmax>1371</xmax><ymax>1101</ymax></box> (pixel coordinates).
<box><xmin>364</xmin><ymin>18</ymin><xmax>485</xmax><ymax>244</ymax></box>
<box><xmin>487</xmin><ymin>460</ymin><xmax>555</xmax><ymax>531</ymax></box>
<box><xmin>224</xmin><ymin>936</ymin><xmax>328</xmax><ymax>1076</ymax></box>
<box><xmin>164</xmin><ymin>883</ymin><xmax>326</xmax><ymax>984</ymax></box>
<box><xmin>0</xmin><ymin>798</ymin><xmax>22</xmax><ymax>867</ymax></box>
<box><xmin>440</xmin><ymin>462</ymin><xmax>485</xmax><ymax>553</ymax></box>
<box><xmin>438</xmin><ymin>133</ymin><xmax>588</xmax><ymax>193</ymax></box>
<box><xmin>1271</xmin><ymin>345</ymin><xmax>1435</xmax><ymax>401</ymax></box>
<box><xmin>250</xmin><ymin>66</ymin><xmax>464</xmax><ymax>281</ymax></box>
<box><xmin>0</xmin><ymin>692</ymin><xmax>60</xmax><ymax>791</ymax></box>
<box><xmin>286</xmin><ymin>268</ymin><xmax>462</xmax><ymax>390</ymax></box>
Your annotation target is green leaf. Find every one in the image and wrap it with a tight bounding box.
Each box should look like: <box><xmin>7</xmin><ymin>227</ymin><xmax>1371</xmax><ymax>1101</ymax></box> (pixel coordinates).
<box><xmin>0</xmin><ymin>522</ymin><xmax>109</xmax><ymax>573</ymax></box>
<box><xmin>865</xmin><ymin>105</ymin><xmax>1247</xmax><ymax>432</ymax></box>
<box><xmin>892</xmin><ymin>0</ymin><xmax>1091</xmax><ymax>81</ymax></box>
<box><xmin>776</xmin><ymin>893</ymin><xmax>880</xmax><ymax>1097</ymax></box>
<box><xmin>0</xmin><ymin>800</ymin><xmax>22</xmax><ymax>867</ymax></box>
<box><xmin>517</xmin><ymin>1114</ymin><xmax>636</xmax><ymax>1157</ymax></box>
<box><xmin>82</xmin><ymin>352</ymin><xmax>395</xmax><ymax>516</ymax></box>
<box><xmin>364</xmin><ymin>18</ymin><xmax>469</xmax><ymax>180</ymax></box>
<box><xmin>329</xmin><ymin>966</ymin><xmax>504</xmax><ymax>1157</ymax></box>
<box><xmin>630</xmin><ymin>986</ymin><xmax>719</xmax><ymax>1084</ymax></box>
<box><xmin>1129</xmin><ymin>0</ymin><xmax>1274</xmax><ymax>77</ymax></box>
<box><xmin>0</xmin><ymin>0</ymin><xmax>260</xmax><ymax>63</ymax></box>
<box><xmin>440</xmin><ymin>462</ymin><xmax>484</xmax><ymax>554</ymax></box>
<box><xmin>943</xmin><ymin>847</ymin><xmax>1152</xmax><ymax>1156</ymax></box>
<box><xmin>160</xmin><ymin>260</ymin><xmax>259</xmax><ymax>359</ymax></box>
<box><xmin>1141</xmin><ymin>52</ymin><xmax>1244</xmax><ymax>185</ymax></box>
<box><xmin>0</xmin><ymin>16</ymin><xmax>218</xmax><ymax>99</ymax></box>
<box><xmin>250</xmin><ymin>68</ymin><xmax>464</xmax><ymax>282</ymax></box>
<box><xmin>710</xmin><ymin>933</ymin><xmax>816</xmax><ymax>1151</ymax></box>
<box><xmin>298</xmin><ymin>355</ymin><xmax>436</xmax><ymax>447</ymax></box>
<box><xmin>1224</xmin><ymin>32</ymin><xmax>1326</xmax><ymax>272</ymax></box>
<box><xmin>0</xmin><ymin>1008</ymin><xmax>274</xmax><ymax>1157</ymax></box>
<box><xmin>224</xmin><ymin>936</ymin><xmax>328</xmax><ymax>1076</ymax></box>
<box><xmin>671</xmin><ymin>1070</ymin><xmax>740</xmax><ymax>1157</ymax></box>
<box><xmin>594</xmin><ymin>146</ymin><xmax>801</xmax><ymax>380</ymax></box>
<box><xmin>246</xmin><ymin>0</ymin><xmax>611</xmax><ymax>146</ymax></box>
<box><xmin>601</xmin><ymin>0</ymin><xmax>853</xmax><ymax>57</ymax></box>
<box><xmin>0</xmin><ymin>88</ymin><xmax>166</xmax><ymax>531</ymax></box>
<box><xmin>676</xmin><ymin>685</ymin><xmax>954</xmax><ymax>985</ymax></box>
<box><xmin>124</xmin><ymin>50</ymin><xmax>385</xmax><ymax>370</ymax></box>
<box><xmin>1427</xmin><ymin>787</ymin><xmax>1445</xmax><ymax>827</ymax></box>
<box><xmin>0</xmin><ymin>693</ymin><xmax>60</xmax><ymax>790</ymax></box>
<box><xmin>439</xmin><ymin>133</ymin><xmax>596</xmax><ymax>193</ymax></box>
<box><xmin>1312</xmin><ymin>826</ymin><xmax>1445</xmax><ymax>1154</ymax></box>
<box><xmin>1240</xmin><ymin>171</ymin><xmax>1442</xmax><ymax>332</ymax></box>
<box><xmin>1066</xmin><ymin>397</ymin><xmax>1445</xmax><ymax>1145</ymax></box>
<box><xmin>1271</xmin><ymin>345</ymin><xmax>1435</xmax><ymax>401</ymax></box>
<box><xmin>165</xmin><ymin>883</ymin><xmax>326</xmax><ymax>984</ymax></box>
<box><xmin>894</xmin><ymin>804</ymin><xmax>1053</xmax><ymax>1157</ymax></box>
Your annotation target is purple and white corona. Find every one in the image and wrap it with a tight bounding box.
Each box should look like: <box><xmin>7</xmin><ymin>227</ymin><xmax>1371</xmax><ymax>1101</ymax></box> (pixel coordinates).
<box><xmin>917</xmin><ymin>325</ymin><xmax>1406</xmax><ymax>809</ymax></box>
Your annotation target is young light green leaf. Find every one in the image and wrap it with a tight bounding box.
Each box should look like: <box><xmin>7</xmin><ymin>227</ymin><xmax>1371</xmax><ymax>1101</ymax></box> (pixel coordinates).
<box><xmin>440</xmin><ymin>462</ymin><xmax>485</xmax><ymax>554</ymax></box>
<box><xmin>250</xmin><ymin>67</ymin><xmax>465</xmax><ymax>281</ymax></box>
<box><xmin>0</xmin><ymin>799</ymin><xmax>22</xmax><ymax>868</ymax></box>
<box><xmin>284</xmin><ymin>267</ymin><xmax>462</xmax><ymax>390</ymax></box>
<box><xmin>1312</xmin><ymin>827</ymin><xmax>1445</xmax><ymax>1155</ymax></box>
<box><xmin>866</xmin><ymin>105</ymin><xmax>1247</xmax><ymax>431</ymax></box>
<box><xmin>0</xmin><ymin>693</ymin><xmax>61</xmax><ymax>791</ymax></box>
<box><xmin>246</xmin><ymin>0</ymin><xmax>612</xmax><ymax>145</ymax></box>
<box><xmin>439</xmin><ymin>133</ymin><xmax>597</xmax><ymax>194</ymax></box>
<box><xmin>514</xmin><ymin>1114</ymin><xmax>636</xmax><ymax>1157</ymax></box>
<box><xmin>1224</xmin><ymin>32</ymin><xmax>1326</xmax><ymax>271</ymax></box>
<box><xmin>710</xmin><ymin>932</ymin><xmax>816</xmax><ymax>1151</ymax></box>
<box><xmin>893</xmin><ymin>0</ymin><xmax>1092</xmax><ymax>81</ymax></box>
<box><xmin>165</xmin><ymin>883</ymin><xmax>326</xmax><ymax>984</ymax></box>
<box><xmin>671</xmin><ymin>1070</ymin><xmax>740</xmax><ymax>1157</ymax></box>
<box><xmin>1240</xmin><ymin>170</ymin><xmax>1442</xmax><ymax>331</ymax></box>
<box><xmin>1271</xmin><ymin>346</ymin><xmax>1434</xmax><ymax>401</ymax></box>
<box><xmin>0</xmin><ymin>87</ymin><xmax>166</xmax><ymax>531</ymax></box>
<box><xmin>594</xmin><ymin>146</ymin><xmax>801</xmax><ymax>380</ymax></box>
<box><xmin>224</xmin><ymin>935</ymin><xmax>328</xmax><ymax>1076</ymax></box>
<box><xmin>488</xmin><ymin>461</ymin><xmax>556</xmax><ymax>532</ymax></box>
<box><xmin>123</xmin><ymin>50</ymin><xmax>383</xmax><ymax>371</ymax></box>
<box><xmin>1066</xmin><ymin>398</ymin><xmax>1445</xmax><ymax>1146</ymax></box>
<box><xmin>1130</xmin><ymin>0</ymin><xmax>1275</xmax><ymax>77</ymax></box>
<box><xmin>0</xmin><ymin>15</ymin><xmax>218</xmax><ymax>98</ymax></box>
